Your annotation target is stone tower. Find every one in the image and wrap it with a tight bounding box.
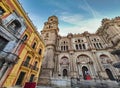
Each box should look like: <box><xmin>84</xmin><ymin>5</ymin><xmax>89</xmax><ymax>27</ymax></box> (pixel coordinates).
<box><xmin>38</xmin><ymin>16</ymin><xmax>59</xmax><ymax>85</ymax></box>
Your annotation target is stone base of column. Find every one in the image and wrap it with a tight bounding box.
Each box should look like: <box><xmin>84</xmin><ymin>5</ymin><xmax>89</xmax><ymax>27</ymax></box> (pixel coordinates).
<box><xmin>98</xmin><ymin>71</ymin><xmax>108</xmax><ymax>80</ymax></box>
<box><xmin>37</xmin><ymin>68</ymin><xmax>53</xmax><ymax>86</ymax></box>
<box><xmin>70</xmin><ymin>71</ymin><xmax>77</xmax><ymax>78</ymax></box>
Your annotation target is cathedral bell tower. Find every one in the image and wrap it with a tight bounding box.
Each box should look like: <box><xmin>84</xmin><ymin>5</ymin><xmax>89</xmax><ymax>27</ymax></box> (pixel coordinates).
<box><xmin>38</xmin><ymin>16</ymin><xmax>59</xmax><ymax>85</ymax></box>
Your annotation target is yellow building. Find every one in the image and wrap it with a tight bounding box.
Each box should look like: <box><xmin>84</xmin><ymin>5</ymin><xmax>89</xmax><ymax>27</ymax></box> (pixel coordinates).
<box><xmin>0</xmin><ymin>0</ymin><xmax>45</xmax><ymax>87</ymax></box>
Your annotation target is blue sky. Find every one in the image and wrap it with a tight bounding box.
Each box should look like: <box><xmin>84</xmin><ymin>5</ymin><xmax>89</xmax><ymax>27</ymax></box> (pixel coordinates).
<box><xmin>18</xmin><ymin>0</ymin><xmax>120</xmax><ymax>36</ymax></box>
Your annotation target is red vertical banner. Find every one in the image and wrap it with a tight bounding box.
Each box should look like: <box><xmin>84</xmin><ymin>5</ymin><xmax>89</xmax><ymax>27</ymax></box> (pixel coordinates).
<box><xmin>24</xmin><ymin>82</ymin><xmax>36</xmax><ymax>88</ymax></box>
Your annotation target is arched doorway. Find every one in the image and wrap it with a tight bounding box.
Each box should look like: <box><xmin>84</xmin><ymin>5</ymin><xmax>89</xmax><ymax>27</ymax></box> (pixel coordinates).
<box><xmin>63</xmin><ymin>69</ymin><xmax>68</xmax><ymax>77</ymax></box>
<box><xmin>82</xmin><ymin>66</ymin><xmax>91</xmax><ymax>80</ymax></box>
<box><xmin>105</xmin><ymin>69</ymin><xmax>115</xmax><ymax>80</ymax></box>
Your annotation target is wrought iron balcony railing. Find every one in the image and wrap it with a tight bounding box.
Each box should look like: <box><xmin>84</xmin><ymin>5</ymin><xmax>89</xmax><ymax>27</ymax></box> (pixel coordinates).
<box><xmin>22</xmin><ymin>61</ymin><xmax>31</xmax><ymax>68</ymax></box>
<box><xmin>8</xmin><ymin>27</ymin><xmax>21</xmax><ymax>36</ymax></box>
<box><xmin>22</xmin><ymin>61</ymin><xmax>39</xmax><ymax>71</ymax></box>
<box><xmin>31</xmin><ymin>65</ymin><xmax>39</xmax><ymax>71</ymax></box>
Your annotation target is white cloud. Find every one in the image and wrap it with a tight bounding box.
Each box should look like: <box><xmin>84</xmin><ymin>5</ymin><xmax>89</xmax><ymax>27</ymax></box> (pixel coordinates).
<box><xmin>28</xmin><ymin>13</ymin><xmax>44</xmax><ymax>31</ymax></box>
<box><xmin>46</xmin><ymin>0</ymin><xmax>70</xmax><ymax>11</ymax></box>
<box><xmin>59</xmin><ymin>17</ymin><xmax>101</xmax><ymax>36</ymax></box>
<box><xmin>58</xmin><ymin>0</ymin><xmax>103</xmax><ymax>36</ymax></box>
<box><xmin>78</xmin><ymin>0</ymin><xmax>102</xmax><ymax>19</ymax></box>
<box><xmin>28</xmin><ymin>13</ymin><xmax>102</xmax><ymax>36</ymax></box>
<box><xmin>60</xmin><ymin>13</ymin><xmax>84</xmax><ymax>25</ymax></box>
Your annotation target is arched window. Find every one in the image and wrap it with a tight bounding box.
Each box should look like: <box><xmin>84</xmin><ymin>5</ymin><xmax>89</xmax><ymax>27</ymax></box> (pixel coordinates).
<box><xmin>64</xmin><ymin>46</ymin><xmax>66</xmax><ymax>51</ymax></box>
<box><xmin>94</xmin><ymin>38</ymin><xmax>96</xmax><ymax>41</ymax></box>
<box><xmin>100</xmin><ymin>55</ymin><xmax>110</xmax><ymax>64</ymax></box>
<box><xmin>111</xmin><ymin>41</ymin><xmax>114</xmax><ymax>45</ymax></box>
<box><xmin>78</xmin><ymin>39</ymin><xmax>80</xmax><ymax>42</ymax></box>
<box><xmin>99</xmin><ymin>43</ymin><xmax>103</xmax><ymax>48</ymax></box>
<box><xmin>34</xmin><ymin>61</ymin><xmax>38</xmax><ymax>67</ymax></box>
<box><xmin>33</xmin><ymin>61</ymin><xmax>38</xmax><ymax>70</ymax></box>
<box><xmin>76</xmin><ymin>44</ymin><xmax>78</xmax><ymax>50</ymax></box>
<box><xmin>32</xmin><ymin>42</ymin><xmax>36</xmax><ymax>49</ymax></box>
<box><xmin>7</xmin><ymin>20</ymin><xmax>22</xmax><ymax>35</ymax></box>
<box><xmin>60</xmin><ymin>57</ymin><xmax>69</xmax><ymax>65</ymax></box>
<box><xmin>79</xmin><ymin>44</ymin><xmax>82</xmax><ymax>49</ymax></box>
<box><xmin>93</xmin><ymin>43</ymin><xmax>97</xmax><ymax>48</ymax></box>
<box><xmin>38</xmin><ymin>49</ymin><xmax>42</xmax><ymax>55</ymax></box>
<box><xmin>75</xmin><ymin>40</ymin><xmax>77</xmax><ymax>42</ymax></box>
<box><xmin>77</xmin><ymin>55</ymin><xmax>91</xmax><ymax>64</ymax></box>
<box><xmin>0</xmin><ymin>6</ymin><xmax>5</xmax><ymax>15</ymax></box>
<box><xmin>83</xmin><ymin>44</ymin><xmax>86</xmax><ymax>49</ymax></box>
<box><xmin>66</xmin><ymin>46</ymin><xmax>68</xmax><ymax>50</ymax></box>
<box><xmin>61</xmin><ymin>46</ymin><xmax>63</xmax><ymax>51</ymax></box>
<box><xmin>29</xmin><ymin>74</ymin><xmax>35</xmax><ymax>82</ymax></box>
<box><xmin>24</xmin><ymin>56</ymin><xmax>31</xmax><ymax>67</ymax></box>
<box><xmin>22</xmin><ymin>34</ymin><xmax>28</xmax><ymax>41</ymax></box>
<box><xmin>8</xmin><ymin>20</ymin><xmax>21</xmax><ymax>30</ymax></box>
<box><xmin>96</xmin><ymin>43</ymin><xmax>100</xmax><ymax>48</ymax></box>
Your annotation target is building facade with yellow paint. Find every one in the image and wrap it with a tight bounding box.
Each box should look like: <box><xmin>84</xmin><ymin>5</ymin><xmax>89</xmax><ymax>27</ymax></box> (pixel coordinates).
<box><xmin>0</xmin><ymin>0</ymin><xmax>45</xmax><ymax>87</ymax></box>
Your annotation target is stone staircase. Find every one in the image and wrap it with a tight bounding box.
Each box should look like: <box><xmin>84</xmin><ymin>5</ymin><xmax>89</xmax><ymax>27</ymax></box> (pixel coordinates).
<box><xmin>71</xmin><ymin>80</ymin><xmax>119</xmax><ymax>88</ymax></box>
<box><xmin>6</xmin><ymin>79</ymin><xmax>120</xmax><ymax>88</ymax></box>
<box><xmin>37</xmin><ymin>78</ymin><xmax>120</xmax><ymax>88</ymax></box>
<box><xmin>9</xmin><ymin>86</ymin><xmax>22</xmax><ymax>88</ymax></box>
<box><xmin>37</xmin><ymin>78</ymin><xmax>71</xmax><ymax>88</ymax></box>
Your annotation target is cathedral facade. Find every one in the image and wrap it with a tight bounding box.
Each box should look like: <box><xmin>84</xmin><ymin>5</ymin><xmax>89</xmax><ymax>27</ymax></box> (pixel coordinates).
<box><xmin>38</xmin><ymin>16</ymin><xmax>120</xmax><ymax>85</ymax></box>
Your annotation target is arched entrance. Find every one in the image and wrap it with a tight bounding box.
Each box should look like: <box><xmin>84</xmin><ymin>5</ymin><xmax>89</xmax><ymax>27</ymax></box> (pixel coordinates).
<box><xmin>63</xmin><ymin>69</ymin><xmax>68</xmax><ymax>77</ymax></box>
<box><xmin>105</xmin><ymin>69</ymin><xmax>115</xmax><ymax>80</ymax></box>
<box><xmin>82</xmin><ymin>66</ymin><xmax>91</xmax><ymax>80</ymax></box>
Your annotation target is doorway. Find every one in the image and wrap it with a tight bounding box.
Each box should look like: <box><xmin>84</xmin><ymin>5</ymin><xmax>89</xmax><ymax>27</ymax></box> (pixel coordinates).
<box><xmin>82</xmin><ymin>66</ymin><xmax>91</xmax><ymax>80</ymax></box>
<box><xmin>105</xmin><ymin>69</ymin><xmax>115</xmax><ymax>80</ymax></box>
<box><xmin>16</xmin><ymin>71</ymin><xmax>26</xmax><ymax>85</ymax></box>
<box><xmin>63</xmin><ymin>69</ymin><xmax>68</xmax><ymax>77</ymax></box>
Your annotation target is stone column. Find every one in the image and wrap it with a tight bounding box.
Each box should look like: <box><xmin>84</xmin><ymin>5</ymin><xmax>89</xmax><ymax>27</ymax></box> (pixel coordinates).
<box><xmin>69</xmin><ymin>53</ymin><xmax>73</xmax><ymax>77</ymax></box>
<box><xmin>99</xmin><ymin>35</ymin><xmax>108</xmax><ymax>48</ymax></box>
<box><xmin>91</xmin><ymin>51</ymin><xmax>101</xmax><ymax>71</ymax></box>
<box><xmin>92</xmin><ymin>51</ymin><xmax>109</xmax><ymax>79</ymax></box>
<box><xmin>0</xmin><ymin>62</ymin><xmax>8</xmax><ymax>87</ymax></box>
<box><xmin>91</xmin><ymin>51</ymin><xmax>104</xmax><ymax>79</ymax></box>
<box><xmin>86</xmin><ymin>36</ymin><xmax>93</xmax><ymax>49</ymax></box>
<box><xmin>72</xmin><ymin>53</ymin><xmax>77</xmax><ymax>78</ymax></box>
<box><xmin>114</xmin><ymin>24</ymin><xmax>120</xmax><ymax>33</ymax></box>
<box><xmin>53</xmin><ymin>53</ymin><xmax>59</xmax><ymax>77</ymax></box>
<box><xmin>0</xmin><ymin>62</ymin><xmax>8</xmax><ymax>79</ymax></box>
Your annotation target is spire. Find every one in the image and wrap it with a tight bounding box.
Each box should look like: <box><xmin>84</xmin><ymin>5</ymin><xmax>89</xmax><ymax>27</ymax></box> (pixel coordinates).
<box><xmin>42</xmin><ymin>15</ymin><xmax>59</xmax><ymax>32</ymax></box>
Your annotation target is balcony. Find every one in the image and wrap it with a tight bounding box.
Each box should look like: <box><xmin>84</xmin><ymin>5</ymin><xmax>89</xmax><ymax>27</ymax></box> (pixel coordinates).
<box><xmin>0</xmin><ymin>50</ymin><xmax>19</xmax><ymax>63</ymax></box>
<box><xmin>8</xmin><ymin>27</ymin><xmax>21</xmax><ymax>37</ymax></box>
<box><xmin>31</xmin><ymin>65</ymin><xmax>39</xmax><ymax>71</ymax></box>
<box><xmin>22</xmin><ymin>61</ymin><xmax>31</xmax><ymax>68</ymax></box>
<box><xmin>22</xmin><ymin>61</ymin><xmax>39</xmax><ymax>71</ymax></box>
